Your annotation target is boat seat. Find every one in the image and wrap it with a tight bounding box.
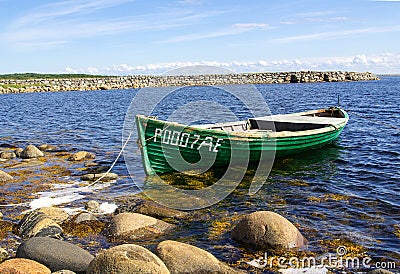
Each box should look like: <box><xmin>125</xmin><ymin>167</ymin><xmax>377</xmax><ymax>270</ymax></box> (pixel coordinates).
<box><xmin>249</xmin><ymin>115</ymin><xmax>347</xmax><ymax>132</ymax></box>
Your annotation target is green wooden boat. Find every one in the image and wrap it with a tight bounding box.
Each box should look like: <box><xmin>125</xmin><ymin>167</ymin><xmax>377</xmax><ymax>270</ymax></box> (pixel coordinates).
<box><xmin>136</xmin><ymin>107</ymin><xmax>348</xmax><ymax>175</ymax></box>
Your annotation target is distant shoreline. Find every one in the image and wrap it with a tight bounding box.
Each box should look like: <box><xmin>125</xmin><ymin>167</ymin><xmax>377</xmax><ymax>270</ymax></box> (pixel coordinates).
<box><xmin>0</xmin><ymin>71</ymin><xmax>379</xmax><ymax>94</ymax></box>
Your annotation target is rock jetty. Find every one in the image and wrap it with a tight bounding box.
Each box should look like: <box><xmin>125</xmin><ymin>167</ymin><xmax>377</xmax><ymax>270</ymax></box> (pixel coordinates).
<box><xmin>0</xmin><ymin>71</ymin><xmax>379</xmax><ymax>94</ymax></box>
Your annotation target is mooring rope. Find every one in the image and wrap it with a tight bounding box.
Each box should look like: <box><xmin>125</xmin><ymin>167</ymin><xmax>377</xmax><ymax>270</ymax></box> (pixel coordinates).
<box><xmin>86</xmin><ymin>122</ymin><xmax>136</xmax><ymax>187</ymax></box>
<box><xmin>347</xmin><ymin>110</ymin><xmax>400</xmax><ymax>131</ymax></box>
<box><xmin>0</xmin><ymin>122</ymin><xmax>137</xmax><ymax>208</ymax></box>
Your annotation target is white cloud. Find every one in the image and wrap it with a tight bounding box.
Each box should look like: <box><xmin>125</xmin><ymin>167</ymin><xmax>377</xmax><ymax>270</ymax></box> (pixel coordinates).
<box><xmin>352</xmin><ymin>54</ymin><xmax>368</xmax><ymax>65</ymax></box>
<box><xmin>233</xmin><ymin>23</ymin><xmax>269</xmax><ymax>29</ymax></box>
<box><xmin>11</xmin><ymin>0</ymin><xmax>134</xmax><ymax>28</ymax></box>
<box><xmin>3</xmin><ymin>1</ymin><xmax>230</xmax><ymax>49</ymax></box>
<box><xmin>272</xmin><ymin>25</ymin><xmax>400</xmax><ymax>43</ymax></box>
<box><xmin>64</xmin><ymin>53</ymin><xmax>400</xmax><ymax>75</ymax></box>
<box><xmin>162</xmin><ymin>23</ymin><xmax>268</xmax><ymax>43</ymax></box>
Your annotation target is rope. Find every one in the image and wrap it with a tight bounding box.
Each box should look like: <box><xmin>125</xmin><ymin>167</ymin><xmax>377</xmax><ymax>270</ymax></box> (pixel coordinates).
<box><xmin>86</xmin><ymin>121</ymin><xmax>136</xmax><ymax>187</ymax></box>
<box><xmin>0</xmin><ymin>121</ymin><xmax>137</xmax><ymax>207</ymax></box>
<box><xmin>347</xmin><ymin>110</ymin><xmax>400</xmax><ymax>131</ymax></box>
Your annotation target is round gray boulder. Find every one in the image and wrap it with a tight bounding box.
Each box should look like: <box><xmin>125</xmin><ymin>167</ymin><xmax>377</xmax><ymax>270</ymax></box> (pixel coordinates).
<box><xmin>231</xmin><ymin>211</ymin><xmax>307</xmax><ymax>249</ymax></box>
<box><xmin>16</xmin><ymin>237</ymin><xmax>94</xmax><ymax>273</ymax></box>
<box><xmin>106</xmin><ymin>212</ymin><xmax>174</xmax><ymax>240</ymax></box>
<box><xmin>74</xmin><ymin>212</ymin><xmax>98</xmax><ymax>223</ymax></box>
<box><xmin>20</xmin><ymin>145</ymin><xmax>44</xmax><ymax>158</ymax></box>
<box><xmin>156</xmin><ymin>240</ymin><xmax>244</xmax><ymax>274</ymax></box>
<box><xmin>87</xmin><ymin>244</ymin><xmax>169</xmax><ymax>274</ymax></box>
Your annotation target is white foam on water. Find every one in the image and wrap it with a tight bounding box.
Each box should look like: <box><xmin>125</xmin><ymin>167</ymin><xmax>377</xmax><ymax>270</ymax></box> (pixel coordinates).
<box><xmin>29</xmin><ymin>195</ymin><xmax>85</xmax><ymax>210</ymax></box>
<box><xmin>99</xmin><ymin>202</ymin><xmax>118</xmax><ymax>214</ymax></box>
<box><xmin>27</xmin><ymin>177</ymin><xmax>117</xmax><ymax>214</ymax></box>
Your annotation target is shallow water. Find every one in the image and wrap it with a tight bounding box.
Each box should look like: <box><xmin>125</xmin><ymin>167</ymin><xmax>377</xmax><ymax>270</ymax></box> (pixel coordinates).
<box><xmin>0</xmin><ymin>76</ymin><xmax>399</xmax><ymax>270</ymax></box>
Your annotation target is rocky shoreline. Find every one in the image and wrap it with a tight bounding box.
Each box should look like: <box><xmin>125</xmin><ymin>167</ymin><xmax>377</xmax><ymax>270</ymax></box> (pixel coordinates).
<box><xmin>0</xmin><ymin>71</ymin><xmax>379</xmax><ymax>94</ymax></box>
<box><xmin>0</xmin><ymin>144</ymin><xmax>397</xmax><ymax>273</ymax></box>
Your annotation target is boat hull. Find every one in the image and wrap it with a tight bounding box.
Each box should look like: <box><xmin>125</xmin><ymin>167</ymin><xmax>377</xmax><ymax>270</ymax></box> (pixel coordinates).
<box><xmin>136</xmin><ymin>109</ymin><xmax>348</xmax><ymax>175</ymax></box>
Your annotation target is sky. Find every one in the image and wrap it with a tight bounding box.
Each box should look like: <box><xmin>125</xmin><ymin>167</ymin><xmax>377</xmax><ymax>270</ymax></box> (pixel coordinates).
<box><xmin>0</xmin><ymin>0</ymin><xmax>400</xmax><ymax>75</ymax></box>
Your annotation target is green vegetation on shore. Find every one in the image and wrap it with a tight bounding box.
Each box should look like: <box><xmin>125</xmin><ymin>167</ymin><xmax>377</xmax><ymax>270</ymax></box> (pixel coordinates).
<box><xmin>0</xmin><ymin>73</ymin><xmax>107</xmax><ymax>80</ymax></box>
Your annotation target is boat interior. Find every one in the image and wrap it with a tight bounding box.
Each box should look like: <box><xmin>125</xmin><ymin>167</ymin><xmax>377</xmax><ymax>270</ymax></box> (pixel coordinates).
<box><xmin>197</xmin><ymin>108</ymin><xmax>347</xmax><ymax>133</ymax></box>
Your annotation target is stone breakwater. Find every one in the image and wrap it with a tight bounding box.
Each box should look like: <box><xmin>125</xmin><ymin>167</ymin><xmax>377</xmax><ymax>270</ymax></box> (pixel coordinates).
<box><xmin>0</xmin><ymin>71</ymin><xmax>379</xmax><ymax>94</ymax></box>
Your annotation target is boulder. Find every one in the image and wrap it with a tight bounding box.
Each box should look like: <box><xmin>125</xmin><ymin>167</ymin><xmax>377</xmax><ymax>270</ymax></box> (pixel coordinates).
<box><xmin>38</xmin><ymin>144</ymin><xmax>58</xmax><ymax>151</ymax></box>
<box><xmin>116</xmin><ymin>196</ymin><xmax>188</xmax><ymax>220</ymax></box>
<box><xmin>0</xmin><ymin>170</ymin><xmax>13</xmax><ymax>183</ymax></box>
<box><xmin>87</xmin><ymin>244</ymin><xmax>169</xmax><ymax>274</ymax></box>
<box><xmin>85</xmin><ymin>200</ymin><xmax>100</xmax><ymax>213</ymax></box>
<box><xmin>156</xmin><ymin>240</ymin><xmax>244</xmax><ymax>274</ymax></box>
<box><xmin>0</xmin><ymin>258</ymin><xmax>51</xmax><ymax>274</ymax></box>
<box><xmin>74</xmin><ymin>212</ymin><xmax>98</xmax><ymax>223</ymax></box>
<box><xmin>68</xmin><ymin>151</ymin><xmax>95</xmax><ymax>161</ymax></box>
<box><xmin>18</xmin><ymin>210</ymin><xmax>63</xmax><ymax>239</ymax></box>
<box><xmin>231</xmin><ymin>211</ymin><xmax>307</xmax><ymax>249</ymax></box>
<box><xmin>20</xmin><ymin>145</ymin><xmax>44</xmax><ymax>159</ymax></box>
<box><xmin>16</xmin><ymin>237</ymin><xmax>94</xmax><ymax>273</ymax></box>
<box><xmin>52</xmin><ymin>271</ymin><xmax>76</xmax><ymax>274</ymax></box>
<box><xmin>37</xmin><ymin>207</ymin><xmax>69</xmax><ymax>223</ymax></box>
<box><xmin>0</xmin><ymin>151</ymin><xmax>16</xmax><ymax>159</ymax></box>
<box><xmin>80</xmin><ymin>172</ymin><xmax>118</xmax><ymax>182</ymax></box>
<box><xmin>106</xmin><ymin>212</ymin><xmax>174</xmax><ymax>240</ymax></box>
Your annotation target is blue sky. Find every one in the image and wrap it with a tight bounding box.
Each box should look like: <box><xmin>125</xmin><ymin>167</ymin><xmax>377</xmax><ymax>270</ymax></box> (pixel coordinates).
<box><xmin>0</xmin><ymin>0</ymin><xmax>400</xmax><ymax>75</ymax></box>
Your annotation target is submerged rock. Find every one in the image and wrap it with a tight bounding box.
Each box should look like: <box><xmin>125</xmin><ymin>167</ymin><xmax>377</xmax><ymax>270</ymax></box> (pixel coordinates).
<box><xmin>68</xmin><ymin>151</ymin><xmax>95</xmax><ymax>161</ymax></box>
<box><xmin>116</xmin><ymin>196</ymin><xmax>189</xmax><ymax>220</ymax></box>
<box><xmin>8</xmin><ymin>159</ymin><xmax>44</xmax><ymax>168</ymax></box>
<box><xmin>38</xmin><ymin>144</ymin><xmax>58</xmax><ymax>151</ymax></box>
<box><xmin>156</xmin><ymin>240</ymin><xmax>244</xmax><ymax>274</ymax></box>
<box><xmin>231</xmin><ymin>211</ymin><xmax>307</xmax><ymax>249</ymax></box>
<box><xmin>87</xmin><ymin>244</ymin><xmax>169</xmax><ymax>274</ymax></box>
<box><xmin>106</xmin><ymin>212</ymin><xmax>174</xmax><ymax>240</ymax></box>
<box><xmin>80</xmin><ymin>172</ymin><xmax>118</xmax><ymax>182</ymax></box>
<box><xmin>85</xmin><ymin>200</ymin><xmax>100</xmax><ymax>213</ymax></box>
<box><xmin>18</xmin><ymin>210</ymin><xmax>63</xmax><ymax>239</ymax></box>
<box><xmin>16</xmin><ymin>237</ymin><xmax>94</xmax><ymax>273</ymax></box>
<box><xmin>0</xmin><ymin>170</ymin><xmax>13</xmax><ymax>183</ymax></box>
<box><xmin>0</xmin><ymin>258</ymin><xmax>51</xmax><ymax>274</ymax></box>
<box><xmin>20</xmin><ymin>144</ymin><xmax>44</xmax><ymax>159</ymax></box>
<box><xmin>0</xmin><ymin>151</ymin><xmax>16</xmax><ymax>159</ymax></box>
<box><xmin>74</xmin><ymin>212</ymin><xmax>98</xmax><ymax>223</ymax></box>
<box><xmin>37</xmin><ymin>207</ymin><xmax>69</xmax><ymax>223</ymax></box>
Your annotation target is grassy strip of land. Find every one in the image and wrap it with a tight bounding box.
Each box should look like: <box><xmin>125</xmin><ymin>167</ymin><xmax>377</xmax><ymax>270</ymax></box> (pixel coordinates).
<box><xmin>0</xmin><ymin>73</ymin><xmax>108</xmax><ymax>80</ymax></box>
<box><xmin>0</xmin><ymin>83</ymin><xmax>46</xmax><ymax>89</ymax></box>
